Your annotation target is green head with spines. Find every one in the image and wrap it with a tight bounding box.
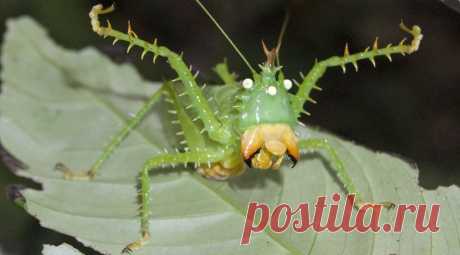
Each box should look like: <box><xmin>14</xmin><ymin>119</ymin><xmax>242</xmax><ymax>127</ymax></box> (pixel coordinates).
<box><xmin>192</xmin><ymin>0</ymin><xmax>297</xmax><ymax>133</ymax></box>
<box><xmin>236</xmin><ymin>43</ymin><xmax>300</xmax><ymax>169</ymax></box>
<box><xmin>237</xmin><ymin>45</ymin><xmax>297</xmax><ymax>132</ymax></box>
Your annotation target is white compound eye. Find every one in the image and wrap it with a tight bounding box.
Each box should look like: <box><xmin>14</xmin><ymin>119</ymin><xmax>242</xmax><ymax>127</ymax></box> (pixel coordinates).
<box><xmin>266</xmin><ymin>85</ymin><xmax>277</xmax><ymax>96</ymax></box>
<box><xmin>283</xmin><ymin>79</ymin><xmax>293</xmax><ymax>90</ymax></box>
<box><xmin>242</xmin><ymin>78</ymin><xmax>253</xmax><ymax>89</ymax></box>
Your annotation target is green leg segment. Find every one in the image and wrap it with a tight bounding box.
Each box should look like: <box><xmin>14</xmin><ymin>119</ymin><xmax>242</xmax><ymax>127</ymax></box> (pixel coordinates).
<box><xmin>292</xmin><ymin>22</ymin><xmax>423</xmax><ymax>117</ymax></box>
<box><xmin>89</xmin><ymin>4</ymin><xmax>232</xmax><ymax>144</ymax></box>
<box><xmin>298</xmin><ymin>138</ymin><xmax>394</xmax><ymax>209</ymax></box>
<box><xmin>163</xmin><ymin>83</ymin><xmax>206</xmax><ymax>151</ymax></box>
<box><xmin>55</xmin><ymin>83</ymin><xmax>166</xmax><ymax>179</ymax></box>
<box><xmin>122</xmin><ymin>148</ymin><xmax>229</xmax><ymax>254</ymax></box>
<box><xmin>213</xmin><ymin>60</ymin><xmax>237</xmax><ymax>86</ymax></box>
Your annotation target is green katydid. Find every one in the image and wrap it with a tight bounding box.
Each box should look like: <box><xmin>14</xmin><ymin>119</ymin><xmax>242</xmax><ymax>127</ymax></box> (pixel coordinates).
<box><xmin>55</xmin><ymin>1</ymin><xmax>423</xmax><ymax>253</ymax></box>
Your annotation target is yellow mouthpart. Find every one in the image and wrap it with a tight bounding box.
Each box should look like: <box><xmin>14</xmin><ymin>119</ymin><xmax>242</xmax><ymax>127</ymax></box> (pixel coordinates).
<box><xmin>240</xmin><ymin>124</ymin><xmax>299</xmax><ymax>169</ymax></box>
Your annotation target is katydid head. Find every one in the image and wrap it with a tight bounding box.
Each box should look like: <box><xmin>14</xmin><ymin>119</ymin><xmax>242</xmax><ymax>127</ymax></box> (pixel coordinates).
<box><xmin>237</xmin><ymin>43</ymin><xmax>299</xmax><ymax>170</ymax></box>
<box><xmin>237</xmin><ymin>45</ymin><xmax>297</xmax><ymax>131</ymax></box>
<box><xmin>193</xmin><ymin>0</ymin><xmax>299</xmax><ymax>170</ymax></box>
<box><xmin>237</xmin><ymin>71</ymin><xmax>299</xmax><ymax>169</ymax></box>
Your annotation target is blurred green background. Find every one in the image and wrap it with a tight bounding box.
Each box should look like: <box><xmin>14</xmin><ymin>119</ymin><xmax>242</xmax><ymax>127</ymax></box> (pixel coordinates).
<box><xmin>0</xmin><ymin>0</ymin><xmax>459</xmax><ymax>254</ymax></box>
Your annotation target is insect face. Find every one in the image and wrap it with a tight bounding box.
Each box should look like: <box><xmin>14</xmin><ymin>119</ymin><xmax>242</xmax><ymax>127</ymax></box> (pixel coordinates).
<box><xmin>238</xmin><ymin>65</ymin><xmax>297</xmax><ymax>130</ymax></box>
<box><xmin>237</xmin><ymin>43</ymin><xmax>299</xmax><ymax>170</ymax></box>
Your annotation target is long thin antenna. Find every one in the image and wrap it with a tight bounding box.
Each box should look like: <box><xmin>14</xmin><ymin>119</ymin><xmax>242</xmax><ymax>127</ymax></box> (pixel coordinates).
<box><xmin>193</xmin><ymin>0</ymin><xmax>256</xmax><ymax>74</ymax></box>
<box><xmin>276</xmin><ymin>10</ymin><xmax>290</xmax><ymax>66</ymax></box>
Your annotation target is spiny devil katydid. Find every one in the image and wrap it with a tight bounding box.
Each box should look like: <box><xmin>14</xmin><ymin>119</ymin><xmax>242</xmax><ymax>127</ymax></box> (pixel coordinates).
<box><xmin>54</xmin><ymin>0</ymin><xmax>423</xmax><ymax>253</ymax></box>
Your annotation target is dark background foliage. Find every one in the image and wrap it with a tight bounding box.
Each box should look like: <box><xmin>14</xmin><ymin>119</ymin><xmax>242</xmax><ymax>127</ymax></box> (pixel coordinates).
<box><xmin>0</xmin><ymin>0</ymin><xmax>459</xmax><ymax>254</ymax></box>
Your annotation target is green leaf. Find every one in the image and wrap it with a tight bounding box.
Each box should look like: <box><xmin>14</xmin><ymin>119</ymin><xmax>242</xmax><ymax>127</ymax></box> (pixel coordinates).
<box><xmin>1</xmin><ymin>17</ymin><xmax>459</xmax><ymax>255</ymax></box>
<box><xmin>42</xmin><ymin>243</ymin><xmax>84</xmax><ymax>255</ymax></box>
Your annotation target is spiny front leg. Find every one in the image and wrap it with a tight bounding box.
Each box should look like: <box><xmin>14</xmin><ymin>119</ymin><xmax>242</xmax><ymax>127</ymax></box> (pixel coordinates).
<box><xmin>163</xmin><ymin>82</ymin><xmax>206</xmax><ymax>151</ymax></box>
<box><xmin>291</xmin><ymin>22</ymin><xmax>423</xmax><ymax>117</ymax></box>
<box><xmin>55</xmin><ymin>83</ymin><xmax>166</xmax><ymax>180</ymax></box>
<box><xmin>298</xmin><ymin>138</ymin><xmax>395</xmax><ymax>209</ymax></box>
<box><xmin>89</xmin><ymin>4</ymin><xmax>232</xmax><ymax>145</ymax></box>
<box><xmin>123</xmin><ymin>148</ymin><xmax>229</xmax><ymax>254</ymax></box>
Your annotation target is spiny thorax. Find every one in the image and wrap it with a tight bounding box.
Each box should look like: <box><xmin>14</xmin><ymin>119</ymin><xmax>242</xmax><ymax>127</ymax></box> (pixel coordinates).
<box><xmin>237</xmin><ymin>64</ymin><xmax>297</xmax><ymax>132</ymax></box>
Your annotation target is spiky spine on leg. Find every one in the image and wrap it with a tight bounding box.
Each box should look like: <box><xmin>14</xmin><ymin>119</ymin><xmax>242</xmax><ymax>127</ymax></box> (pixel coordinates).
<box><xmin>163</xmin><ymin>83</ymin><xmax>206</xmax><ymax>150</ymax></box>
<box><xmin>89</xmin><ymin>4</ymin><xmax>232</xmax><ymax>144</ymax></box>
<box><xmin>291</xmin><ymin>23</ymin><xmax>423</xmax><ymax>117</ymax></box>
<box><xmin>55</xmin><ymin>83</ymin><xmax>165</xmax><ymax>179</ymax></box>
<box><xmin>123</xmin><ymin>149</ymin><xmax>229</xmax><ymax>253</ymax></box>
<box><xmin>298</xmin><ymin>138</ymin><xmax>394</xmax><ymax>209</ymax></box>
